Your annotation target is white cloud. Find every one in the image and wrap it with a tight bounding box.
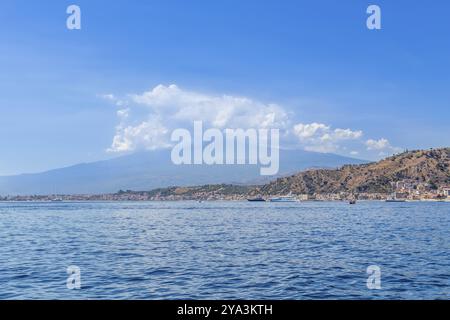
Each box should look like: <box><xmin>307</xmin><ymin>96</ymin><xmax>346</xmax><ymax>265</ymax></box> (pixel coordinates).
<box><xmin>116</xmin><ymin>108</ymin><xmax>130</xmax><ymax>119</ymax></box>
<box><xmin>366</xmin><ymin>138</ymin><xmax>389</xmax><ymax>150</ymax></box>
<box><xmin>365</xmin><ymin>138</ymin><xmax>403</xmax><ymax>154</ymax></box>
<box><xmin>131</xmin><ymin>84</ymin><xmax>289</xmax><ymax>129</ymax></box>
<box><xmin>293</xmin><ymin>123</ymin><xmax>330</xmax><ymax>140</ymax></box>
<box><xmin>333</xmin><ymin>128</ymin><xmax>363</xmax><ymax>140</ymax></box>
<box><xmin>108</xmin><ymin>117</ymin><xmax>170</xmax><ymax>152</ymax></box>
<box><xmin>293</xmin><ymin>122</ymin><xmax>364</xmax><ymax>153</ymax></box>
<box><xmin>105</xmin><ymin>84</ymin><xmax>289</xmax><ymax>152</ymax></box>
<box><xmin>103</xmin><ymin>84</ymin><xmax>402</xmax><ymax>158</ymax></box>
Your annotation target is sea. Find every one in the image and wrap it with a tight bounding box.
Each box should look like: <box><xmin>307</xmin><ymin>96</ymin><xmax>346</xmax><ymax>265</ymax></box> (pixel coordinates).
<box><xmin>0</xmin><ymin>201</ymin><xmax>449</xmax><ymax>300</ymax></box>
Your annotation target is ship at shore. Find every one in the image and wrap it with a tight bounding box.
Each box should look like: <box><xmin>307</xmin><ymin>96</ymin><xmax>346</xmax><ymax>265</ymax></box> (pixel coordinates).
<box><xmin>269</xmin><ymin>194</ymin><xmax>299</xmax><ymax>203</ymax></box>
<box><xmin>385</xmin><ymin>197</ymin><xmax>406</xmax><ymax>203</ymax></box>
<box><xmin>247</xmin><ymin>197</ymin><xmax>266</xmax><ymax>202</ymax></box>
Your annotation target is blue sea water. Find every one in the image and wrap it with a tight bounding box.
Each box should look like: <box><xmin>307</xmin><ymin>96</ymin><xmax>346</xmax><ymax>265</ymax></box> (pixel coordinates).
<box><xmin>0</xmin><ymin>201</ymin><xmax>449</xmax><ymax>300</ymax></box>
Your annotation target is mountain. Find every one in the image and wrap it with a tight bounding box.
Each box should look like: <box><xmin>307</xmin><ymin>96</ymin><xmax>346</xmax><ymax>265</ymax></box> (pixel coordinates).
<box><xmin>258</xmin><ymin>148</ymin><xmax>450</xmax><ymax>195</ymax></box>
<box><xmin>0</xmin><ymin>149</ymin><xmax>366</xmax><ymax>195</ymax></box>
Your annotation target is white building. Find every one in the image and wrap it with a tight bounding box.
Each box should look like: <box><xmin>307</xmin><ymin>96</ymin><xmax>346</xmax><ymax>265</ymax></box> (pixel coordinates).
<box><xmin>443</xmin><ymin>187</ymin><xmax>450</xmax><ymax>198</ymax></box>
<box><xmin>298</xmin><ymin>194</ymin><xmax>309</xmax><ymax>201</ymax></box>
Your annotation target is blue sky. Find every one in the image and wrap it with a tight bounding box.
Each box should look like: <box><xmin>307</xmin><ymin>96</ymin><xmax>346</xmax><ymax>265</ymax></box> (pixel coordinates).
<box><xmin>0</xmin><ymin>0</ymin><xmax>449</xmax><ymax>175</ymax></box>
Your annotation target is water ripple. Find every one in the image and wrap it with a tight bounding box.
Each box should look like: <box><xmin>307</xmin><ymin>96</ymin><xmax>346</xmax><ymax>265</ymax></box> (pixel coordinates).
<box><xmin>0</xmin><ymin>201</ymin><xmax>449</xmax><ymax>299</ymax></box>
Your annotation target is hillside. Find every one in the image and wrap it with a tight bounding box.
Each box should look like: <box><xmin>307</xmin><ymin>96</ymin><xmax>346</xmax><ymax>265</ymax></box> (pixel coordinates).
<box><xmin>102</xmin><ymin>148</ymin><xmax>450</xmax><ymax>201</ymax></box>
<box><xmin>257</xmin><ymin>148</ymin><xmax>450</xmax><ymax>195</ymax></box>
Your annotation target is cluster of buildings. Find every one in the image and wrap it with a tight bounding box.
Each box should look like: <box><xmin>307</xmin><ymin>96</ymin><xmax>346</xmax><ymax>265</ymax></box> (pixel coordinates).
<box><xmin>294</xmin><ymin>181</ymin><xmax>450</xmax><ymax>202</ymax></box>
<box><xmin>0</xmin><ymin>193</ymin><xmax>153</xmax><ymax>202</ymax></box>
<box><xmin>390</xmin><ymin>180</ymin><xmax>450</xmax><ymax>201</ymax></box>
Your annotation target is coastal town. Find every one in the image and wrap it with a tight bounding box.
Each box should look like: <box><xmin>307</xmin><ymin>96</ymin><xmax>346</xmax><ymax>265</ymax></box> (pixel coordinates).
<box><xmin>1</xmin><ymin>180</ymin><xmax>450</xmax><ymax>202</ymax></box>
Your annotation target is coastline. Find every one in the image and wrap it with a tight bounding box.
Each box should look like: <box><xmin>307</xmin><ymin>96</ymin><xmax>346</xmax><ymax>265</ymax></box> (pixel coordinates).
<box><xmin>1</xmin><ymin>197</ymin><xmax>449</xmax><ymax>203</ymax></box>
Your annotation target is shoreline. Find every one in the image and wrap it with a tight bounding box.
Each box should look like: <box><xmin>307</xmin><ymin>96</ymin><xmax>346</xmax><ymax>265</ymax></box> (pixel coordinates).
<box><xmin>1</xmin><ymin>198</ymin><xmax>449</xmax><ymax>203</ymax></box>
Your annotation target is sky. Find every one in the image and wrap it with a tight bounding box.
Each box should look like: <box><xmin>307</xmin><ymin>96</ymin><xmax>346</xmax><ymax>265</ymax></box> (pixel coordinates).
<box><xmin>0</xmin><ymin>0</ymin><xmax>449</xmax><ymax>175</ymax></box>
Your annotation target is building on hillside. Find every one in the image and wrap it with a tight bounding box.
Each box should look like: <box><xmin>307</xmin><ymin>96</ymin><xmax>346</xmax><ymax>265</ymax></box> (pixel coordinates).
<box><xmin>298</xmin><ymin>194</ymin><xmax>309</xmax><ymax>201</ymax></box>
<box><xmin>394</xmin><ymin>192</ymin><xmax>409</xmax><ymax>200</ymax></box>
<box><xmin>442</xmin><ymin>187</ymin><xmax>450</xmax><ymax>198</ymax></box>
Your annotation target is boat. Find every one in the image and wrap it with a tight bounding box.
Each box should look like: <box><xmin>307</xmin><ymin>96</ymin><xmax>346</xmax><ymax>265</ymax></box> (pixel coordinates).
<box><xmin>269</xmin><ymin>194</ymin><xmax>299</xmax><ymax>202</ymax></box>
<box><xmin>349</xmin><ymin>200</ymin><xmax>356</xmax><ymax>205</ymax></box>
<box><xmin>247</xmin><ymin>197</ymin><xmax>266</xmax><ymax>202</ymax></box>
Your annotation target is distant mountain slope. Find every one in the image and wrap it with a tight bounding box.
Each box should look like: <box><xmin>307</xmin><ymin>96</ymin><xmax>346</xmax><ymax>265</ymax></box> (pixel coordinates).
<box><xmin>0</xmin><ymin>149</ymin><xmax>366</xmax><ymax>195</ymax></box>
<box><xmin>258</xmin><ymin>148</ymin><xmax>450</xmax><ymax>195</ymax></box>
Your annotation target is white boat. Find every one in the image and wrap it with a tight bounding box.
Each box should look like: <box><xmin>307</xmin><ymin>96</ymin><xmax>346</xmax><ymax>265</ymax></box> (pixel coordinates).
<box><xmin>269</xmin><ymin>194</ymin><xmax>299</xmax><ymax>202</ymax></box>
<box><xmin>385</xmin><ymin>199</ymin><xmax>406</xmax><ymax>203</ymax></box>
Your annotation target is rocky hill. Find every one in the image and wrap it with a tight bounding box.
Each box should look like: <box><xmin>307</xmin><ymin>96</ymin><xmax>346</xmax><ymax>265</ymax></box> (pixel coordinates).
<box><xmin>256</xmin><ymin>148</ymin><xmax>450</xmax><ymax>195</ymax></box>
